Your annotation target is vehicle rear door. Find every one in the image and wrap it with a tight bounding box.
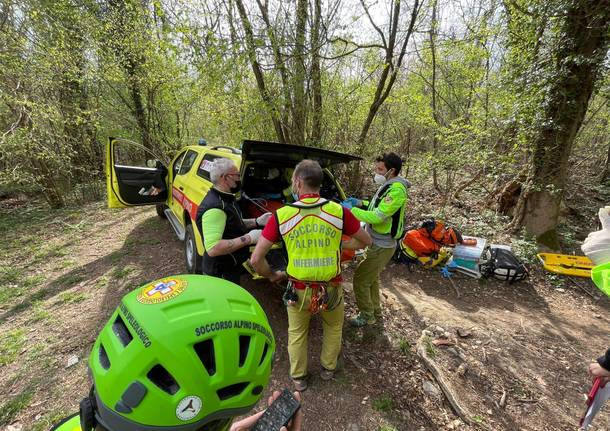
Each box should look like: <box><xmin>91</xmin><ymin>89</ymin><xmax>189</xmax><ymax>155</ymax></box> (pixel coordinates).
<box><xmin>106</xmin><ymin>137</ymin><xmax>167</xmax><ymax>208</ymax></box>
<box><xmin>240</xmin><ymin>140</ymin><xmax>361</xmax><ymax>201</ymax></box>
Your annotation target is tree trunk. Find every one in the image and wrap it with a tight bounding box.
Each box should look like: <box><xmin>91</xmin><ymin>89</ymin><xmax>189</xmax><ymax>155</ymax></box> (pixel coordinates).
<box><xmin>600</xmin><ymin>142</ymin><xmax>610</xmax><ymax>183</ymax></box>
<box><xmin>350</xmin><ymin>0</ymin><xmax>420</xmax><ymax>189</ymax></box>
<box><xmin>291</xmin><ymin>0</ymin><xmax>308</xmax><ymax>146</ymax></box>
<box><xmin>517</xmin><ymin>0</ymin><xmax>610</xmax><ymax>248</ymax></box>
<box><xmin>234</xmin><ymin>0</ymin><xmax>286</xmax><ymax>143</ymax></box>
<box><xmin>429</xmin><ymin>0</ymin><xmax>441</xmax><ymax>193</ymax></box>
<box><xmin>310</xmin><ymin>0</ymin><xmax>323</xmax><ymax>144</ymax></box>
<box><xmin>255</xmin><ymin>0</ymin><xmax>292</xmax><ymax>142</ymax></box>
<box><xmin>104</xmin><ymin>0</ymin><xmax>153</xmax><ymax>149</ymax></box>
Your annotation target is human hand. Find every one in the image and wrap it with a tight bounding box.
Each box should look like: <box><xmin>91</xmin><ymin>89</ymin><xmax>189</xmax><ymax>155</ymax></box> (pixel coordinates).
<box><xmin>149</xmin><ymin>186</ymin><xmax>162</xmax><ymax>196</ymax></box>
<box><xmin>341</xmin><ymin>197</ymin><xmax>361</xmax><ymax>209</ymax></box>
<box><xmin>588</xmin><ymin>362</ymin><xmax>610</xmax><ymax>381</ymax></box>
<box><xmin>229</xmin><ymin>390</ymin><xmax>303</xmax><ymax>431</ymax></box>
<box><xmin>247</xmin><ymin>229</ymin><xmax>263</xmax><ymax>245</ymax></box>
<box><xmin>270</xmin><ymin>271</ymin><xmax>287</xmax><ymax>283</ymax></box>
<box><xmin>256</xmin><ymin>212</ymin><xmax>273</xmax><ymax>227</ymax></box>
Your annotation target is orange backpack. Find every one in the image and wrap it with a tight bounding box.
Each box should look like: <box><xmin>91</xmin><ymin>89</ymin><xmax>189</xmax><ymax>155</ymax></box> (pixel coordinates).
<box><xmin>400</xmin><ymin>220</ymin><xmax>462</xmax><ymax>258</ymax></box>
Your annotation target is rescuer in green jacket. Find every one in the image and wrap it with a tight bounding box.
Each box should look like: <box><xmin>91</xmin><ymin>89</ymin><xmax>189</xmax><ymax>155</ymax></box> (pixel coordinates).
<box><xmin>343</xmin><ymin>152</ymin><xmax>410</xmax><ymax>327</ymax></box>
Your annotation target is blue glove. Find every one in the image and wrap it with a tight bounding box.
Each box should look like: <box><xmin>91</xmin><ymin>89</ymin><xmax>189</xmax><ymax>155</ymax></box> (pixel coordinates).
<box><xmin>341</xmin><ymin>197</ymin><xmax>361</xmax><ymax>209</ymax></box>
<box><xmin>440</xmin><ymin>266</ymin><xmax>453</xmax><ymax>278</ymax></box>
<box><xmin>341</xmin><ymin>199</ymin><xmax>354</xmax><ymax>209</ymax></box>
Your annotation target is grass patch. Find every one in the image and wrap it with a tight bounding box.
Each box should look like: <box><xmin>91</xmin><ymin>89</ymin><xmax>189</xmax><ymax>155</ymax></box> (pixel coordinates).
<box><xmin>372</xmin><ymin>395</ymin><xmax>394</xmax><ymax>412</ymax></box>
<box><xmin>28</xmin><ymin>301</ymin><xmax>51</xmax><ymax>323</ymax></box>
<box><xmin>0</xmin><ymin>285</ymin><xmax>25</xmax><ymax>306</ymax></box>
<box><xmin>511</xmin><ymin>231</ymin><xmax>539</xmax><ymax>264</ymax></box>
<box><xmin>95</xmin><ymin>275</ymin><xmax>109</xmax><ymax>289</ymax></box>
<box><xmin>0</xmin><ymin>329</ymin><xmax>26</xmax><ymax>366</ymax></box>
<box><xmin>58</xmin><ymin>291</ymin><xmax>87</xmax><ymax>304</ymax></box>
<box><xmin>33</xmin><ymin>243</ymin><xmax>70</xmax><ymax>261</ymax></box>
<box><xmin>0</xmin><ymin>266</ymin><xmax>23</xmax><ymax>284</ymax></box>
<box><xmin>0</xmin><ymin>274</ymin><xmax>45</xmax><ymax>306</ymax></box>
<box><xmin>0</xmin><ymin>387</ymin><xmax>33</xmax><ymax>426</ymax></box>
<box><xmin>30</xmin><ymin>409</ymin><xmax>71</xmax><ymax>431</ymax></box>
<box><xmin>423</xmin><ymin>336</ymin><xmax>437</xmax><ymax>359</ymax></box>
<box><xmin>111</xmin><ymin>264</ymin><xmax>135</xmax><ymax>279</ymax></box>
<box><xmin>56</xmin><ymin>259</ymin><xmax>77</xmax><ymax>270</ymax></box>
<box><xmin>26</xmin><ymin>343</ymin><xmax>47</xmax><ymax>361</ymax></box>
<box><xmin>54</xmin><ymin>273</ymin><xmax>84</xmax><ymax>287</ymax></box>
<box><xmin>398</xmin><ymin>338</ymin><xmax>411</xmax><ymax>357</ymax></box>
<box><xmin>379</xmin><ymin>426</ymin><xmax>398</xmax><ymax>431</ymax></box>
<box><xmin>23</xmin><ymin>274</ymin><xmax>45</xmax><ymax>288</ymax></box>
<box><xmin>109</xmin><ymin>249</ymin><xmax>128</xmax><ymax>264</ymax></box>
<box><xmin>545</xmin><ymin>272</ymin><xmax>566</xmax><ymax>289</ymax></box>
<box><xmin>472</xmin><ymin>414</ymin><xmax>485</xmax><ymax>423</ymax></box>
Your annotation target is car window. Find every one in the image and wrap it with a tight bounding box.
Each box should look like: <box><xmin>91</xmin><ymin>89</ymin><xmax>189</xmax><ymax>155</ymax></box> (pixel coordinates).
<box><xmin>172</xmin><ymin>151</ymin><xmax>187</xmax><ymax>178</ymax></box>
<box><xmin>197</xmin><ymin>154</ymin><xmax>221</xmax><ymax>181</ymax></box>
<box><xmin>178</xmin><ymin>150</ymin><xmax>198</xmax><ymax>176</ymax></box>
<box><xmin>113</xmin><ymin>140</ymin><xmax>158</xmax><ymax>168</ymax></box>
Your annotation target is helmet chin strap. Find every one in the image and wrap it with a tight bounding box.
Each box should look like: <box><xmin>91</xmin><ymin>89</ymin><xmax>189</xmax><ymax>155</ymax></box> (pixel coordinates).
<box><xmin>79</xmin><ymin>386</ymin><xmax>97</xmax><ymax>431</ymax></box>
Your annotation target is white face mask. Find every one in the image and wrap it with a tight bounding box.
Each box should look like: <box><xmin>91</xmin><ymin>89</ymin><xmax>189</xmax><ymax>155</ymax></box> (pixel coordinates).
<box><xmin>374</xmin><ymin>173</ymin><xmax>387</xmax><ymax>185</ymax></box>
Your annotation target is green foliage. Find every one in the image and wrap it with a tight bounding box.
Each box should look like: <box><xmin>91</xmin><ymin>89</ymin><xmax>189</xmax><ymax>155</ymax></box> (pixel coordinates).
<box><xmin>0</xmin><ymin>387</ymin><xmax>33</xmax><ymax>426</ymax></box>
<box><xmin>398</xmin><ymin>338</ymin><xmax>411</xmax><ymax>357</ymax></box>
<box><xmin>111</xmin><ymin>264</ymin><xmax>135</xmax><ymax>279</ymax></box>
<box><xmin>29</xmin><ymin>409</ymin><xmax>71</xmax><ymax>431</ymax></box>
<box><xmin>424</xmin><ymin>336</ymin><xmax>437</xmax><ymax>359</ymax></box>
<box><xmin>54</xmin><ymin>273</ymin><xmax>84</xmax><ymax>287</ymax></box>
<box><xmin>510</xmin><ymin>231</ymin><xmax>539</xmax><ymax>264</ymax></box>
<box><xmin>0</xmin><ymin>329</ymin><xmax>26</xmax><ymax>366</ymax></box>
<box><xmin>472</xmin><ymin>414</ymin><xmax>485</xmax><ymax>423</ymax></box>
<box><xmin>58</xmin><ymin>291</ymin><xmax>87</xmax><ymax>304</ymax></box>
<box><xmin>0</xmin><ymin>0</ymin><xmax>607</xmax><ymax>251</ymax></box>
<box><xmin>28</xmin><ymin>301</ymin><xmax>51</xmax><ymax>323</ymax></box>
<box><xmin>372</xmin><ymin>395</ymin><xmax>394</xmax><ymax>412</ymax></box>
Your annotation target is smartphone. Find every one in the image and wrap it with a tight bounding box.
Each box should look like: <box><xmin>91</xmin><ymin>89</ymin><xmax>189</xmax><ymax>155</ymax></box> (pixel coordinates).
<box><xmin>250</xmin><ymin>388</ymin><xmax>300</xmax><ymax>431</ymax></box>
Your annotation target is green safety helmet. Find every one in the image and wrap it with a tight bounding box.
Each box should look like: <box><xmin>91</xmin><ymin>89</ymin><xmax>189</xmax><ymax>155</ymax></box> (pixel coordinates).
<box><xmin>79</xmin><ymin>274</ymin><xmax>275</xmax><ymax>431</ymax></box>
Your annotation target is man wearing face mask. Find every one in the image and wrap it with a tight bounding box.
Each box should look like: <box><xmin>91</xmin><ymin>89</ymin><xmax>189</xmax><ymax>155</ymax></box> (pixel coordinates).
<box><xmin>342</xmin><ymin>152</ymin><xmax>410</xmax><ymax>327</ymax></box>
<box><xmin>196</xmin><ymin>157</ymin><xmax>272</xmax><ymax>284</ymax></box>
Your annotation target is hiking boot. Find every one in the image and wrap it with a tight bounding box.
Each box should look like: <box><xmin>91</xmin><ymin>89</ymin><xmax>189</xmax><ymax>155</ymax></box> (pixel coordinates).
<box><xmin>320</xmin><ymin>367</ymin><xmax>335</xmax><ymax>381</ymax></box>
<box><xmin>348</xmin><ymin>313</ymin><xmax>376</xmax><ymax>328</ymax></box>
<box><xmin>291</xmin><ymin>377</ymin><xmax>308</xmax><ymax>392</ymax></box>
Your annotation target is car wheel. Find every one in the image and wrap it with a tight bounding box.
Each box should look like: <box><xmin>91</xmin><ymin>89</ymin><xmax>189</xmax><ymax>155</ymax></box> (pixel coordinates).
<box><xmin>185</xmin><ymin>224</ymin><xmax>202</xmax><ymax>274</ymax></box>
<box><xmin>156</xmin><ymin>204</ymin><xmax>168</xmax><ymax>219</ymax></box>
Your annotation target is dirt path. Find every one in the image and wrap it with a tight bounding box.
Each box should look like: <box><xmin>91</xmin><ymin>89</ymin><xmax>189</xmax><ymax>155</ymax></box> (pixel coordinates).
<box><xmin>0</xmin><ymin>202</ymin><xmax>608</xmax><ymax>430</ymax></box>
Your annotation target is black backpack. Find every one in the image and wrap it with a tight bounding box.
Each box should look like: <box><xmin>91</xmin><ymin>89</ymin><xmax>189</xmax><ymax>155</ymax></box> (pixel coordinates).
<box><xmin>479</xmin><ymin>247</ymin><xmax>528</xmax><ymax>283</ymax></box>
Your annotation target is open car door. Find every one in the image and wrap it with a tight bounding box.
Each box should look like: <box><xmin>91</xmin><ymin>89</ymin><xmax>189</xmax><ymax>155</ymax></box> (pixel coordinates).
<box><xmin>106</xmin><ymin>137</ymin><xmax>168</xmax><ymax>208</ymax></box>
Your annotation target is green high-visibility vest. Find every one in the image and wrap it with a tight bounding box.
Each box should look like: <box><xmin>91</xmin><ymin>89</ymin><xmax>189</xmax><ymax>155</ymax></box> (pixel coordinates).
<box><xmin>277</xmin><ymin>197</ymin><xmax>343</xmax><ymax>282</ymax></box>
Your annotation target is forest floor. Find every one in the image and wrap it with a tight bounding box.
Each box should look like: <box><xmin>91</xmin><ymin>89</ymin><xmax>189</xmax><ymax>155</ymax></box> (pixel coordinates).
<box><xmin>0</xmin><ymin>198</ymin><xmax>609</xmax><ymax>431</ymax></box>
